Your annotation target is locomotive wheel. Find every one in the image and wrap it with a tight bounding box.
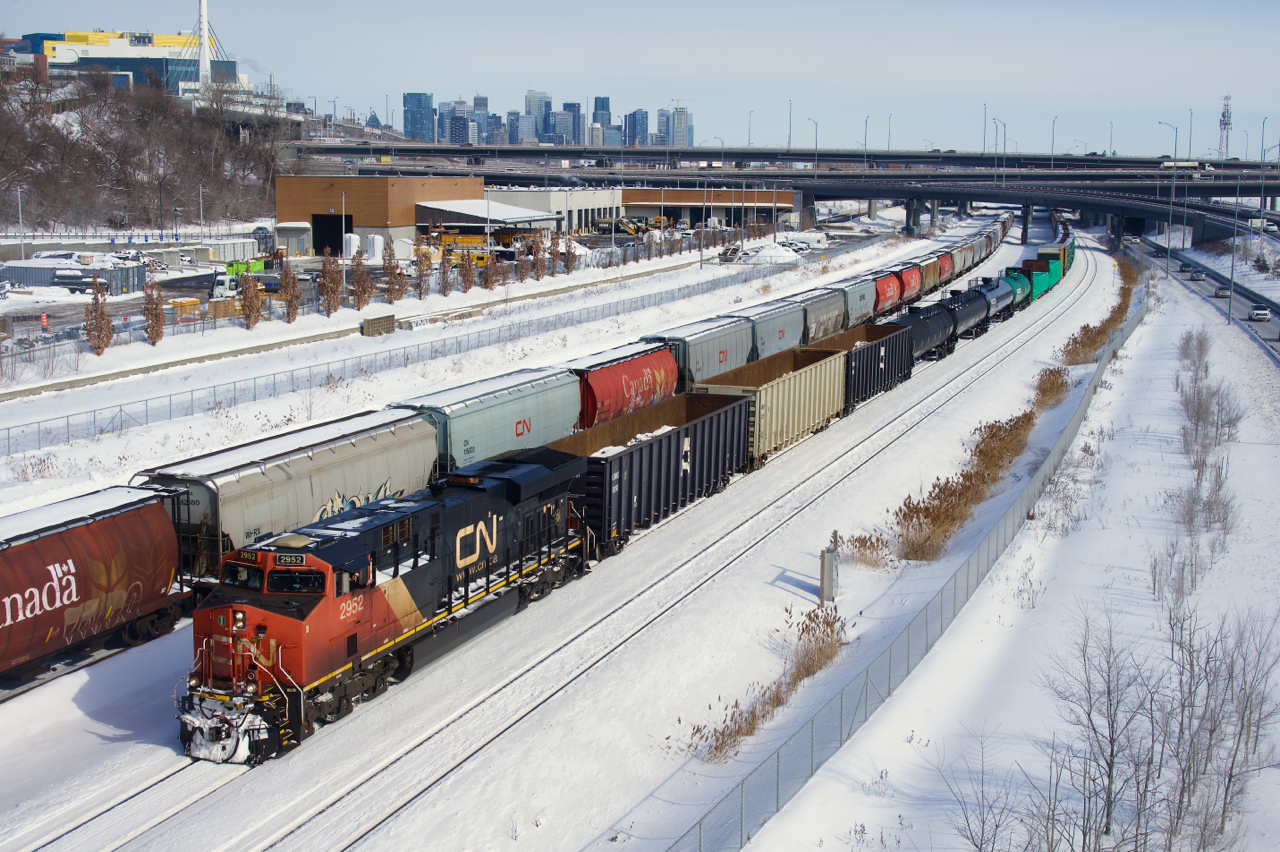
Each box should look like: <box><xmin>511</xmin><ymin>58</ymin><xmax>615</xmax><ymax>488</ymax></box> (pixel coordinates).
<box><xmin>362</xmin><ymin>676</ymin><xmax>387</xmax><ymax>701</ymax></box>
<box><xmin>392</xmin><ymin>646</ymin><xmax>415</xmax><ymax>681</ymax></box>
<box><xmin>324</xmin><ymin>696</ymin><xmax>352</xmax><ymax>723</ymax></box>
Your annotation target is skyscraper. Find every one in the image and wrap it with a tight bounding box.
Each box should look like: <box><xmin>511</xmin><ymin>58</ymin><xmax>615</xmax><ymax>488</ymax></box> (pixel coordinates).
<box><xmin>592</xmin><ymin>96</ymin><xmax>610</xmax><ymax>128</ymax></box>
<box><xmin>563</xmin><ymin>103</ymin><xmax>583</xmax><ymax>145</ymax></box>
<box><xmin>517</xmin><ymin>115</ymin><xmax>537</xmax><ymax>142</ymax></box>
<box><xmin>656</xmin><ymin>109</ymin><xmax>670</xmax><ymax>146</ymax></box>
<box><xmin>670</xmin><ymin>107</ymin><xmax>690</xmax><ymax>149</ymax></box>
<box><xmin>525</xmin><ymin>90</ymin><xmax>551</xmax><ymax>135</ymax></box>
<box><xmin>471</xmin><ymin>95</ymin><xmax>488</xmax><ymax>143</ymax></box>
<box><xmin>507</xmin><ymin>110</ymin><xmax>521</xmax><ymax>145</ymax></box>
<box><xmin>403</xmin><ymin>92</ymin><xmax>434</xmax><ymax>142</ymax></box>
<box><xmin>624</xmin><ymin>109</ymin><xmax>648</xmax><ymax>147</ymax></box>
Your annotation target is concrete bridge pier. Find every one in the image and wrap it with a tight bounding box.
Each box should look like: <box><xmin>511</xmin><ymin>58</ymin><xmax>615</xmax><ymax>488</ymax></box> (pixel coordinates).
<box><xmin>929</xmin><ymin>198</ymin><xmax>939</xmax><ymax>229</ymax></box>
<box><xmin>1157</xmin><ymin>219</ymin><xmax>1167</xmax><ymax>235</ymax></box>
<box><xmin>1021</xmin><ymin>203</ymin><xmax>1032</xmax><ymax>244</ymax></box>
<box><xmin>903</xmin><ymin>198</ymin><xmax>918</xmax><ymax>235</ymax></box>
<box><xmin>868</xmin><ymin>199</ymin><xmax>878</xmax><ymax>220</ymax></box>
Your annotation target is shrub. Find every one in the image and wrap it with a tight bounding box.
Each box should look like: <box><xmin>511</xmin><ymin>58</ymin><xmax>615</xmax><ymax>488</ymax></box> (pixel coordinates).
<box><xmin>318</xmin><ymin>248</ymin><xmax>342</xmax><ymax>317</ymax></box>
<box><xmin>1056</xmin><ymin>257</ymin><xmax>1137</xmax><ymax>365</ymax></box>
<box><xmin>278</xmin><ymin>260</ymin><xmax>300</xmax><ymax>323</ymax></box>
<box><xmin>239</xmin><ymin>273</ymin><xmax>263</xmax><ymax>330</ymax></box>
<box><xmin>350</xmin><ymin>250</ymin><xmax>373</xmax><ymax>310</ymax></box>
<box><xmin>142</xmin><ymin>275</ymin><xmax>165</xmax><ymax>345</ymax></box>
<box><xmin>458</xmin><ymin>252</ymin><xmax>475</xmax><ymax>293</ymax></box>
<box><xmin>84</xmin><ymin>275</ymin><xmax>113</xmax><ymax>355</ymax></box>
<box><xmin>1033</xmin><ymin>366</ymin><xmax>1070</xmax><ymax>411</ymax></box>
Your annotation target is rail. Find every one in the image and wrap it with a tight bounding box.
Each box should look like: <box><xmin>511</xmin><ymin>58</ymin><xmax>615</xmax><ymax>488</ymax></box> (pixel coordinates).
<box><xmin>666</xmin><ymin>289</ymin><xmax>1150</xmax><ymax>851</ymax></box>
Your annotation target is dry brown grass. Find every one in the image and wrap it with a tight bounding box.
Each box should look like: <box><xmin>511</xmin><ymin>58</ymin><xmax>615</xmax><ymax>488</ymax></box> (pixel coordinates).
<box><xmin>1056</xmin><ymin>257</ymin><xmax>1138</xmax><ymax>365</ymax></box>
<box><xmin>1033</xmin><ymin>366</ymin><xmax>1070</xmax><ymax>412</ymax></box>
<box><xmin>829</xmin><ymin>529</ymin><xmax>894</xmax><ymax>571</ymax></box>
<box><xmin>892</xmin><ymin>411</ymin><xmax>1037</xmax><ymax>562</ymax></box>
<box><xmin>686</xmin><ymin>605</ymin><xmax>848</xmax><ymax>763</ymax></box>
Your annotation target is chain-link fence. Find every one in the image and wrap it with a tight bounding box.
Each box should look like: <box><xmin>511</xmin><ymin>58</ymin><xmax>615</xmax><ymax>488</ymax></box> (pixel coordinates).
<box><xmin>667</xmin><ymin>295</ymin><xmax>1150</xmax><ymax>852</ymax></box>
<box><xmin>1</xmin><ymin>258</ymin><xmax>810</xmax><ymax>455</ymax></box>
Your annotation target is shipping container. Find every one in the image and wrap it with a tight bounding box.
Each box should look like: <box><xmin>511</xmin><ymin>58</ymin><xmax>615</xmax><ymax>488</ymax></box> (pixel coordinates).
<box><xmin>1047</xmin><ymin>258</ymin><xmax>1063</xmax><ymax>284</ymax></box>
<box><xmin>873</xmin><ymin>271</ymin><xmax>903</xmax><ymax>314</ymax></box>
<box><xmin>0</xmin><ymin>486</ymin><xmax>184</xmax><ymax>676</ymax></box>
<box><xmin>939</xmin><ymin>288</ymin><xmax>990</xmax><ymax>338</ymax></box>
<box><xmin>547</xmin><ymin>394</ymin><xmax>750</xmax><ymax>558</ymax></box>
<box><xmin>974</xmin><ymin>277</ymin><xmax>1016</xmax><ymax>319</ymax></box>
<box><xmin>887</xmin><ymin>306</ymin><xmax>954</xmax><ymax>360</ymax></box>
<box><xmin>692</xmin><ymin>349</ymin><xmax>846</xmax><ymax>466</ymax></box>
<box><xmin>395</xmin><ymin>368</ymin><xmax>579</xmax><ymax>475</ymax></box>
<box><xmin>818</xmin><ymin>324</ymin><xmax>913</xmax><ymax>412</ymax></box>
<box><xmin>785</xmin><ymin>289</ymin><xmax>847</xmax><ymax>343</ymax></box>
<box><xmin>136</xmin><ymin>409</ymin><xmax>438</xmax><ymax>577</ymax></box>
<box><xmin>937</xmin><ymin>252</ymin><xmax>954</xmax><ymax>284</ymax></box>
<box><xmin>560</xmin><ymin>343</ymin><xmax>678</xmax><ymax>429</ymax></box>
<box><xmin>891</xmin><ymin>264</ymin><xmax>923</xmax><ymax>303</ymax></box>
<box><xmin>918</xmin><ymin>255</ymin><xmax>941</xmax><ymax>295</ymax></box>
<box><xmin>642</xmin><ymin>317</ymin><xmax>754</xmax><ymax>392</ymax></box>
<box><xmin>722</xmin><ymin>300</ymin><xmax>806</xmax><ymax>362</ymax></box>
<box><xmin>821</xmin><ymin>278</ymin><xmax>878</xmax><ymax>328</ymax></box>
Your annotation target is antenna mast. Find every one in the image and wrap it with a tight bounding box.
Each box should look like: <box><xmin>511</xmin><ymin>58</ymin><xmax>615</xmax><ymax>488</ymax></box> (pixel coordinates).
<box><xmin>1219</xmin><ymin>96</ymin><xmax>1232</xmax><ymax>160</ymax></box>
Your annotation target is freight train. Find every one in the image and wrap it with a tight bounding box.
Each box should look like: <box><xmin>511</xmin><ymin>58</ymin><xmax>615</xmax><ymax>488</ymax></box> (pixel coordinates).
<box><xmin>171</xmin><ymin>214</ymin><xmax>1085</xmax><ymax>764</ymax></box>
<box><xmin>4</xmin><ymin>213</ymin><xmax>1072</xmax><ymax>698</ymax></box>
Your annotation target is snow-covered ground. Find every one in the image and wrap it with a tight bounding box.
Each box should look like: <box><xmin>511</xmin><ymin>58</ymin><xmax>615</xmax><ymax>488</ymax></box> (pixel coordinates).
<box><xmin>749</xmin><ymin>269</ymin><xmax>1280</xmax><ymax>850</ymax></box>
<box><xmin>0</xmin><ymin>222</ymin><xmax>988</xmax><ymax>519</ymax></box>
<box><xmin>0</xmin><ymin>219</ymin><xmax>1136</xmax><ymax>852</ymax></box>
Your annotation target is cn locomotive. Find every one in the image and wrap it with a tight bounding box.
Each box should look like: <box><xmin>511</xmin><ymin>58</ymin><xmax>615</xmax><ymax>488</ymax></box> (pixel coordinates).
<box><xmin>177</xmin><ymin>448</ymin><xmax>585</xmax><ymax>764</ymax></box>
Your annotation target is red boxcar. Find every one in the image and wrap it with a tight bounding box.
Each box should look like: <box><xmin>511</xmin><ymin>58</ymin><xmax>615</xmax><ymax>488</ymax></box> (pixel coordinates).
<box><xmin>562</xmin><ymin>343</ymin><xmax>679</xmax><ymax>429</ymax></box>
<box><xmin>873</xmin><ymin>272</ymin><xmax>903</xmax><ymax>315</ymax></box>
<box><xmin>895</xmin><ymin>265</ymin><xmax>923</xmax><ymax>303</ymax></box>
<box><xmin>0</xmin><ymin>486</ymin><xmax>183</xmax><ymax>676</ymax></box>
<box><xmin>937</xmin><ymin>253</ymin><xmax>954</xmax><ymax>284</ymax></box>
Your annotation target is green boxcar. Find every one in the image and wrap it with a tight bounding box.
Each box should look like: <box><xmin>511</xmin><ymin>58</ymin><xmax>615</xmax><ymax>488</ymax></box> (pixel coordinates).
<box><xmin>1030</xmin><ymin>270</ymin><xmax>1052</xmax><ymax>300</ymax></box>
<box><xmin>1048</xmin><ymin>259</ymin><xmax>1062</xmax><ymax>284</ymax></box>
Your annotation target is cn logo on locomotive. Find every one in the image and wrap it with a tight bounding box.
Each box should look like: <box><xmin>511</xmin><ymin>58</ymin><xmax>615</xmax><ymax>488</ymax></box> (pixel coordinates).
<box><xmin>515</xmin><ymin>418</ymin><xmax>532</xmax><ymax>437</ymax></box>
<box><xmin>456</xmin><ymin>515</ymin><xmax>499</xmax><ymax>568</ymax></box>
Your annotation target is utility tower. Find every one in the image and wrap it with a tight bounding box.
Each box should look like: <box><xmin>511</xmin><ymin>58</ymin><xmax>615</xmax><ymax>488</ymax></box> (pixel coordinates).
<box><xmin>1219</xmin><ymin>96</ymin><xmax>1232</xmax><ymax>160</ymax></box>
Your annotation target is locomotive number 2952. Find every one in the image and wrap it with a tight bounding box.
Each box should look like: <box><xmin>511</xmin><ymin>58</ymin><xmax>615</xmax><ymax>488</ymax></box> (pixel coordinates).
<box><xmin>339</xmin><ymin>597</ymin><xmax>364</xmax><ymax>620</ymax></box>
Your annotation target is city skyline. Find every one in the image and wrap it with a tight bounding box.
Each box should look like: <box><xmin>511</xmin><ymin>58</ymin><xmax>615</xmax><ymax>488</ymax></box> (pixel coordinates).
<box><xmin>5</xmin><ymin>0</ymin><xmax>1278</xmax><ymax>158</ymax></box>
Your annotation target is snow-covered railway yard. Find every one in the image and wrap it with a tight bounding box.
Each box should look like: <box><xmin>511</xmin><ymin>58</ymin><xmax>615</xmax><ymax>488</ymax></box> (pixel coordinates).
<box><xmin>0</xmin><ymin>220</ymin><xmax>1159</xmax><ymax>852</ymax></box>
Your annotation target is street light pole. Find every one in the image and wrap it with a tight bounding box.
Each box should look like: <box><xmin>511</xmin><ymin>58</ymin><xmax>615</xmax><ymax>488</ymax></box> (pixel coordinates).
<box><xmin>983</xmin><ymin>103</ymin><xmax>986</xmax><ymax>160</ymax></box>
<box><xmin>887</xmin><ymin>113</ymin><xmax>892</xmax><ymax>151</ymax></box>
<box><xmin>991</xmin><ymin>118</ymin><xmax>1001</xmax><ymax>184</ymax></box>
<box><xmin>1051</xmin><ymin>115</ymin><xmax>1057</xmax><ymax>170</ymax></box>
<box><xmin>1158</xmin><ymin>121</ymin><xmax>1177</xmax><ymax>276</ymax></box>
<box><xmin>1228</xmin><ymin>171</ymin><xmax>1241</xmax><ymax>324</ymax></box>
<box><xmin>1109</xmin><ymin>121</ymin><xmax>1113</xmax><ymax>155</ymax></box>
<box><xmin>16</xmin><ymin>188</ymin><xmax>23</xmax><ymax>260</ymax></box>
<box><xmin>863</xmin><ymin>115</ymin><xmax>869</xmax><ymax>170</ymax></box>
<box><xmin>748</xmin><ymin>111</ymin><xmax>753</xmax><ymax>147</ymax></box>
<box><xmin>1259</xmin><ymin>117</ymin><xmax>1269</xmax><ymax>217</ymax></box>
<box><xmin>808</xmin><ymin>118</ymin><xmax>818</xmax><ymax>172</ymax></box>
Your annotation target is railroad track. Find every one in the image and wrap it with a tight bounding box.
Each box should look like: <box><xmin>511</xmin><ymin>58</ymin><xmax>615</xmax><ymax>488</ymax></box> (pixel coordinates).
<box><xmin>200</xmin><ymin>238</ymin><xmax>1103</xmax><ymax>851</ymax></box>
<box><xmin>33</xmin><ymin>233</ymin><xmax>1104</xmax><ymax>852</ymax></box>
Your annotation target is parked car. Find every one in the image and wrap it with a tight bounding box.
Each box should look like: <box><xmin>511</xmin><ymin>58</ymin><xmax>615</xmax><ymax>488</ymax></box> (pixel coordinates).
<box><xmin>1249</xmin><ymin>304</ymin><xmax>1272</xmax><ymax>321</ymax></box>
<box><xmin>1215</xmin><ymin>284</ymin><xmax>1231</xmax><ymax>297</ymax></box>
<box><xmin>1191</xmin><ymin>271</ymin><xmax>1206</xmax><ymax>281</ymax></box>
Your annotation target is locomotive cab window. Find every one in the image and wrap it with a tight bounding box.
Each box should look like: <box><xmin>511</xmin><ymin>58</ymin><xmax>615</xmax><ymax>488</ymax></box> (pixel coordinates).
<box><xmin>266</xmin><ymin>570</ymin><xmax>326</xmax><ymax>595</ymax></box>
<box><xmin>333</xmin><ymin>559</ymin><xmax>369</xmax><ymax>597</ymax></box>
<box><xmin>221</xmin><ymin>562</ymin><xmax>263</xmax><ymax>591</ymax></box>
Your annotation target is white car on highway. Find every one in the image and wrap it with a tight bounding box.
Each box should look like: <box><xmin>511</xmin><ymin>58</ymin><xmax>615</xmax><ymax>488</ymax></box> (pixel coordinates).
<box><xmin>1249</xmin><ymin>304</ymin><xmax>1272</xmax><ymax>321</ymax></box>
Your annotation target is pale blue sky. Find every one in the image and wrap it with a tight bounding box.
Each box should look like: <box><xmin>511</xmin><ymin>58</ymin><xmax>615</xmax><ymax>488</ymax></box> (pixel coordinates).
<box><xmin>7</xmin><ymin>0</ymin><xmax>1277</xmax><ymax>158</ymax></box>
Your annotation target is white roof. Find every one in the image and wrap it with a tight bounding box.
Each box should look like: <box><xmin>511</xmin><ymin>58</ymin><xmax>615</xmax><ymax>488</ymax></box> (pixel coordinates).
<box><xmin>645</xmin><ymin>316</ymin><xmax>749</xmax><ymax>341</ymax></box>
<box><xmin>0</xmin><ymin>486</ymin><xmax>164</xmax><ymax>545</ymax></box>
<box><xmin>396</xmin><ymin>367</ymin><xmax>574</xmax><ymax>411</ymax></box>
<box><xmin>558</xmin><ymin>342</ymin><xmax>666</xmax><ymax>371</ymax></box>
<box><xmin>416</xmin><ymin>199</ymin><xmax>560</xmax><ymax>224</ymax></box>
<box><xmin>723</xmin><ymin>300</ymin><xmax>804</xmax><ymax>320</ymax></box>
<box><xmin>142</xmin><ymin>409</ymin><xmax>426</xmax><ymax>479</ymax></box>
<box><xmin>276</xmin><ymin>222</ymin><xmax>311</xmax><ymax>230</ymax></box>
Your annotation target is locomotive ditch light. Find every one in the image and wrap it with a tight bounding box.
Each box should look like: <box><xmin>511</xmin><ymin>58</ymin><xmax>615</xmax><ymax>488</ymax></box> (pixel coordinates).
<box><xmin>187</xmin><ymin>673</ymin><xmax>202</xmax><ymax>689</ymax></box>
<box><xmin>233</xmin><ymin>610</ymin><xmax>246</xmax><ymax>631</ymax></box>
<box><xmin>244</xmin><ymin>681</ymin><xmax>258</xmax><ymax>695</ymax></box>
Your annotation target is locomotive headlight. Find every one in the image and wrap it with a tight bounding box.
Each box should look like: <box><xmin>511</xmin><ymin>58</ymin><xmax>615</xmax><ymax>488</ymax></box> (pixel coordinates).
<box><xmin>243</xmin><ymin>681</ymin><xmax>258</xmax><ymax>696</ymax></box>
<box><xmin>187</xmin><ymin>673</ymin><xmax>202</xmax><ymax>689</ymax></box>
<box><xmin>233</xmin><ymin>610</ymin><xmax>246</xmax><ymax>631</ymax></box>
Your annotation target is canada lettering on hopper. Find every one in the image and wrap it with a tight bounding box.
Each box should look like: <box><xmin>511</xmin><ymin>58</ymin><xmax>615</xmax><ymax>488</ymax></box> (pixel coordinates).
<box><xmin>2</xmin><ymin>560</ymin><xmax>81</xmax><ymax>627</ymax></box>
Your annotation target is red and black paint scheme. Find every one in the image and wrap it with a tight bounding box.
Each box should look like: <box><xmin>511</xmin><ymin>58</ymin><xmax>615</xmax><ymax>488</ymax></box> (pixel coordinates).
<box><xmin>177</xmin><ymin>448</ymin><xmax>587</xmax><ymax>764</ymax></box>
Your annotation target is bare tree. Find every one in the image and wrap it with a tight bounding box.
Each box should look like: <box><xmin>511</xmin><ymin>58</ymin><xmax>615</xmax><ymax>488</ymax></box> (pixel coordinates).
<box><xmin>142</xmin><ymin>274</ymin><xmax>165</xmax><ymax>345</ymax></box>
<box><xmin>382</xmin><ymin>238</ymin><xmax>408</xmax><ymax>304</ymax></box>
<box><xmin>564</xmin><ymin>239</ymin><xmax>579</xmax><ymax>274</ymax></box>
<box><xmin>278</xmin><ymin>259</ymin><xmax>300</xmax><ymax>323</ymax></box>
<box><xmin>84</xmin><ymin>274</ymin><xmax>112</xmax><ymax>356</ymax></box>
<box><xmin>411</xmin><ymin>234</ymin><xmax>429</xmax><ymax>300</ymax></box>
<box><xmin>350</xmin><ymin>250</ymin><xmax>373</xmax><ymax>310</ymax></box>
<box><xmin>532</xmin><ymin>236</ymin><xmax>546</xmax><ymax>280</ymax></box>
<box><xmin>515</xmin><ymin>246</ymin><xmax>530</xmax><ymax>282</ymax></box>
<box><xmin>932</xmin><ymin>732</ymin><xmax>1024</xmax><ymax>852</ymax></box>
<box><xmin>549</xmin><ymin>232</ymin><xmax>561</xmax><ymax>277</ymax></box>
<box><xmin>239</xmin><ymin>273</ymin><xmax>263</xmax><ymax>330</ymax></box>
<box><xmin>318</xmin><ymin>247</ymin><xmax>342</xmax><ymax>317</ymax></box>
<box><xmin>438</xmin><ymin>255</ymin><xmax>454</xmax><ymax>296</ymax></box>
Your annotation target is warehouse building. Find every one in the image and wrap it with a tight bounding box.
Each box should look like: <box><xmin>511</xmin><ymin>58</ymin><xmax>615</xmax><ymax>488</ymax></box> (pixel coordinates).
<box><xmin>620</xmin><ymin>187</ymin><xmax>791</xmax><ymax>227</ymax></box>
<box><xmin>483</xmin><ymin>187</ymin><xmax>622</xmax><ymax>235</ymax></box>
